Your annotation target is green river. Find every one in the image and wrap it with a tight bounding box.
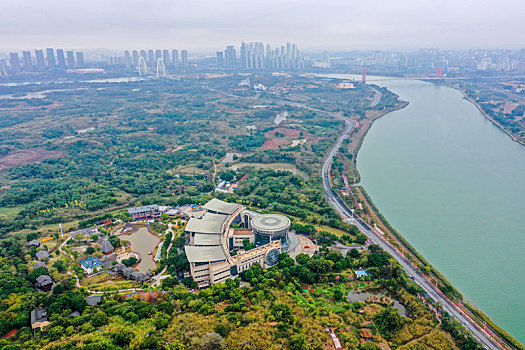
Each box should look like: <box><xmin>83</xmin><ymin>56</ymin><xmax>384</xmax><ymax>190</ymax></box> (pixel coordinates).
<box><xmin>336</xmin><ymin>76</ymin><xmax>525</xmax><ymax>343</ymax></box>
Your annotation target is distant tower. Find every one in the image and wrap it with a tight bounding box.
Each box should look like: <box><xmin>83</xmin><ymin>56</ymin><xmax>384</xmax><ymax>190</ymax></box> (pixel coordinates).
<box><xmin>124</xmin><ymin>50</ymin><xmax>131</xmax><ymax>70</ymax></box>
<box><xmin>322</xmin><ymin>50</ymin><xmax>330</xmax><ymax>68</ymax></box>
<box><xmin>22</xmin><ymin>51</ymin><xmax>33</xmax><ymax>71</ymax></box>
<box><xmin>35</xmin><ymin>50</ymin><xmax>45</xmax><ymax>71</ymax></box>
<box><xmin>66</xmin><ymin>50</ymin><xmax>75</xmax><ymax>68</ymax></box>
<box><xmin>436</xmin><ymin>67</ymin><xmax>442</xmax><ymax>82</ymax></box>
<box><xmin>132</xmin><ymin>50</ymin><xmax>139</xmax><ymax>66</ymax></box>
<box><xmin>181</xmin><ymin>50</ymin><xmax>188</xmax><ymax>67</ymax></box>
<box><xmin>56</xmin><ymin>49</ymin><xmax>66</xmax><ymax>67</ymax></box>
<box><xmin>148</xmin><ymin>50</ymin><xmax>155</xmax><ymax>67</ymax></box>
<box><xmin>46</xmin><ymin>48</ymin><xmax>55</xmax><ymax>67</ymax></box>
<box><xmin>216</xmin><ymin>51</ymin><xmax>224</xmax><ymax>68</ymax></box>
<box><xmin>76</xmin><ymin>52</ymin><xmax>85</xmax><ymax>67</ymax></box>
<box><xmin>172</xmin><ymin>49</ymin><xmax>179</xmax><ymax>66</ymax></box>
<box><xmin>225</xmin><ymin>46</ymin><xmax>236</xmax><ymax>68</ymax></box>
<box><xmin>162</xmin><ymin>49</ymin><xmax>169</xmax><ymax>66</ymax></box>
<box><xmin>9</xmin><ymin>53</ymin><xmax>21</xmax><ymax>73</ymax></box>
<box><xmin>362</xmin><ymin>68</ymin><xmax>367</xmax><ymax>83</ymax></box>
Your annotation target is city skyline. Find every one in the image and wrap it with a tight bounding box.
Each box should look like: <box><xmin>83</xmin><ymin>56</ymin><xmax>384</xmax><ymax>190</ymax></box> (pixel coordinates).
<box><xmin>1</xmin><ymin>0</ymin><xmax>524</xmax><ymax>51</ymax></box>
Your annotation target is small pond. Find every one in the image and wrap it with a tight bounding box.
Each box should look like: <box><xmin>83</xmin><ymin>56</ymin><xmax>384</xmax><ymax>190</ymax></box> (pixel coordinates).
<box><xmin>120</xmin><ymin>226</ymin><xmax>160</xmax><ymax>273</ymax></box>
<box><xmin>347</xmin><ymin>289</ymin><xmax>406</xmax><ymax>316</ymax></box>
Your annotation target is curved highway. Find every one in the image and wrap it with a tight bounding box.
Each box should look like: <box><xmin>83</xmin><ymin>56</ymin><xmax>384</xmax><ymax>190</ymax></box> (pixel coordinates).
<box><xmin>321</xmin><ymin>116</ymin><xmax>500</xmax><ymax>350</ymax></box>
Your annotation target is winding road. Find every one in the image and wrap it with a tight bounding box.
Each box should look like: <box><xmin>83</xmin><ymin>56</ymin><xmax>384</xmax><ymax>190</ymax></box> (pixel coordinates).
<box><xmin>321</xmin><ymin>116</ymin><xmax>501</xmax><ymax>350</ymax></box>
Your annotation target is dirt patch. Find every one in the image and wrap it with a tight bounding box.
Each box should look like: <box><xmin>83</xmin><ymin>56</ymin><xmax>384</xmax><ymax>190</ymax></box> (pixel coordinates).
<box><xmin>264</xmin><ymin>127</ymin><xmax>311</xmax><ymax>139</ymax></box>
<box><xmin>501</xmin><ymin>102</ymin><xmax>521</xmax><ymax>114</ymax></box>
<box><xmin>261</xmin><ymin>139</ymin><xmax>289</xmax><ymax>150</ymax></box>
<box><xmin>0</xmin><ymin>149</ymin><xmax>64</xmax><ymax>172</ymax></box>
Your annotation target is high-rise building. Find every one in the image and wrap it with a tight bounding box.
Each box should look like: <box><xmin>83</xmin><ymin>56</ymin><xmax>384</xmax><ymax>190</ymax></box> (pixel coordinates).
<box><xmin>22</xmin><ymin>51</ymin><xmax>32</xmax><ymax>72</ymax></box>
<box><xmin>76</xmin><ymin>52</ymin><xmax>85</xmax><ymax>67</ymax></box>
<box><xmin>148</xmin><ymin>50</ymin><xmax>155</xmax><ymax>66</ymax></box>
<box><xmin>216</xmin><ymin>51</ymin><xmax>224</xmax><ymax>68</ymax></box>
<box><xmin>46</xmin><ymin>48</ymin><xmax>55</xmax><ymax>67</ymax></box>
<box><xmin>162</xmin><ymin>49</ymin><xmax>169</xmax><ymax>66</ymax></box>
<box><xmin>66</xmin><ymin>50</ymin><xmax>75</xmax><ymax>68</ymax></box>
<box><xmin>155</xmin><ymin>49</ymin><xmax>162</xmax><ymax>63</ymax></box>
<box><xmin>181</xmin><ymin>50</ymin><xmax>188</xmax><ymax>67</ymax></box>
<box><xmin>0</xmin><ymin>62</ymin><xmax>7</xmax><ymax>76</ymax></box>
<box><xmin>240</xmin><ymin>42</ymin><xmax>248</xmax><ymax>68</ymax></box>
<box><xmin>132</xmin><ymin>50</ymin><xmax>139</xmax><ymax>66</ymax></box>
<box><xmin>172</xmin><ymin>49</ymin><xmax>179</xmax><ymax>66</ymax></box>
<box><xmin>56</xmin><ymin>49</ymin><xmax>66</xmax><ymax>67</ymax></box>
<box><xmin>225</xmin><ymin>46</ymin><xmax>236</xmax><ymax>68</ymax></box>
<box><xmin>216</xmin><ymin>41</ymin><xmax>303</xmax><ymax>70</ymax></box>
<box><xmin>35</xmin><ymin>49</ymin><xmax>45</xmax><ymax>71</ymax></box>
<box><xmin>322</xmin><ymin>50</ymin><xmax>330</xmax><ymax>68</ymax></box>
<box><xmin>9</xmin><ymin>52</ymin><xmax>21</xmax><ymax>73</ymax></box>
<box><xmin>123</xmin><ymin>50</ymin><xmax>131</xmax><ymax>69</ymax></box>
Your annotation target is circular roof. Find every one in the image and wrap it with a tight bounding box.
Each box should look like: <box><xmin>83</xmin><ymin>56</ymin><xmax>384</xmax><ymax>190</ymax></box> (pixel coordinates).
<box><xmin>251</xmin><ymin>214</ymin><xmax>290</xmax><ymax>231</ymax></box>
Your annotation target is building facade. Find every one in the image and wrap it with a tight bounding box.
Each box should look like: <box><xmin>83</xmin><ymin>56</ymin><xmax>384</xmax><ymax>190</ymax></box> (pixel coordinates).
<box><xmin>184</xmin><ymin>198</ymin><xmax>286</xmax><ymax>288</ymax></box>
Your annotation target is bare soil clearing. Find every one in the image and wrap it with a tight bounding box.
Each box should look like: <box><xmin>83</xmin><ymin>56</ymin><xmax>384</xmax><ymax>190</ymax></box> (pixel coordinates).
<box><xmin>0</xmin><ymin>148</ymin><xmax>64</xmax><ymax>172</ymax></box>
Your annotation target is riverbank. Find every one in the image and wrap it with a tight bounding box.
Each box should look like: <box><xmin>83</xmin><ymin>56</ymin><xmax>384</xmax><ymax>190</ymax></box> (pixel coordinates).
<box><xmin>352</xmin><ymin>124</ymin><xmax>525</xmax><ymax>350</ymax></box>
<box><xmin>329</xmin><ymin>80</ymin><xmax>524</xmax><ymax>349</ymax></box>
<box><xmin>347</xmin><ymin>100</ymin><xmax>409</xmax><ymax>182</ymax></box>
<box><xmin>452</xmin><ymin>85</ymin><xmax>525</xmax><ymax>147</ymax></box>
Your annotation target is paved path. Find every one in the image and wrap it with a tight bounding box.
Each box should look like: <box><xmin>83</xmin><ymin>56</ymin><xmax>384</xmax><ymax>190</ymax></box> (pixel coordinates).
<box><xmin>370</xmin><ymin>88</ymin><xmax>382</xmax><ymax>107</ymax></box>
<box><xmin>151</xmin><ymin>227</ymin><xmax>174</xmax><ymax>287</ymax></box>
<box><xmin>321</xmin><ymin>115</ymin><xmax>501</xmax><ymax>350</ymax></box>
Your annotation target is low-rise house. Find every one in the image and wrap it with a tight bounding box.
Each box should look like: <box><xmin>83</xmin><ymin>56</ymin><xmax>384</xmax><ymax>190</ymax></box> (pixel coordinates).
<box><xmin>113</xmin><ymin>263</ymin><xmax>150</xmax><ymax>282</ymax></box>
<box><xmin>35</xmin><ymin>275</ymin><xmax>54</xmax><ymax>291</ymax></box>
<box><xmin>98</xmin><ymin>236</ymin><xmax>115</xmax><ymax>255</ymax></box>
<box><xmin>31</xmin><ymin>309</ymin><xmax>50</xmax><ymax>330</ymax></box>
<box><xmin>85</xmin><ymin>295</ymin><xmax>102</xmax><ymax>306</ymax></box>
<box><xmin>33</xmin><ymin>262</ymin><xmax>47</xmax><ymax>269</ymax></box>
<box><xmin>128</xmin><ymin>205</ymin><xmax>160</xmax><ymax>221</ymax></box>
<box><xmin>73</xmin><ymin>227</ymin><xmax>100</xmax><ymax>242</ymax></box>
<box><xmin>80</xmin><ymin>257</ymin><xmax>104</xmax><ymax>276</ymax></box>
<box><xmin>35</xmin><ymin>250</ymin><xmax>49</xmax><ymax>261</ymax></box>
<box><xmin>26</xmin><ymin>239</ymin><xmax>41</xmax><ymax>248</ymax></box>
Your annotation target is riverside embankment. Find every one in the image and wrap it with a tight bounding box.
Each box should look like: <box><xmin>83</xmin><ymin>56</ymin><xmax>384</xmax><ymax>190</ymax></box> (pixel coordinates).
<box><xmin>453</xmin><ymin>86</ymin><xmax>525</xmax><ymax>147</ymax></box>
<box><xmin>351</xmin><ymin>77</ymin><xmax>525</xmax><ymax>345</ymax></box>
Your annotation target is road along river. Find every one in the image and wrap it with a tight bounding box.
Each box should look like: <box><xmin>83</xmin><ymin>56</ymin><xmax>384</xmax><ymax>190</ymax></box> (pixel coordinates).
<box><xmin>321</xmin><ymin>114</ymin><xmax>500</xmax><ymax>349</ymax></box>
<box><xmin>333</xmin><ymin>76</ymin><xmax>525</xmax><ymax>344</ymax></box>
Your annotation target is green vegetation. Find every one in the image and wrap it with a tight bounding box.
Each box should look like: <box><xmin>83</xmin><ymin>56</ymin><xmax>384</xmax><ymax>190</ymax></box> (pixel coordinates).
<box><xmin>0</xmin><ymin>240</ymin><xmax>471</xmax><ymax>349</ymax></box>
<box><xmin>456</xmin><ymin>79</ymin><xmax>525</xmax><ymax>143</ymax></box>
<box><xmin>0</xmin><ymin>73</ymin><xmax>492</xmax><ymax>349</ymax></box>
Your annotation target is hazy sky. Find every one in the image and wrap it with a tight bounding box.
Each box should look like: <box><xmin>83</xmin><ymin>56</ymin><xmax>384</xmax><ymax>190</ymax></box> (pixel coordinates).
<box><xmin>1</xmin><ymin>0</ymin><xmax>524</xmax><ymax>52</ymax></box>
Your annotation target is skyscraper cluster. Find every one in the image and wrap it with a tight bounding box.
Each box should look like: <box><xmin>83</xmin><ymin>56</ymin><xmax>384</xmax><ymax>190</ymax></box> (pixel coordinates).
<box><xmin>217</xmin><ymin>41</ymin><xmax>304</xmax><ymax>69</ymax></box>
<box><xmin>6</xmin><ymin>48</ymin><xmax>84</xmax><ymax>74</ymax></box>
<box><xmin>118</xmin><ymin>49</ymin><xmax>189</xmax><ymax>69</ymax></box>
<box><xmin>357</xmin><ymin>49</ymin><xmax>525</xmax><ymax>74</ymax></box>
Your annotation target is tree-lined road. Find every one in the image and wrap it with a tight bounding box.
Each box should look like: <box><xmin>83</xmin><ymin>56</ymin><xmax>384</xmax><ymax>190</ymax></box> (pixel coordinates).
<box><xmin>321</xmin><ymin>116</ymin><xmax>500</xmax><ymax>350</ymax></box>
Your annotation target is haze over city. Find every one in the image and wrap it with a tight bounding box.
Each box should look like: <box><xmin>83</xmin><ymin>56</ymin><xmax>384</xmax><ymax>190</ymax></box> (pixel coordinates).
<box><xmin>2</xmin><ymin>0</ymin><xmax>524</xmax><ymax>51</ymax></box>
<box><xmin>1</xmin><ymin>1</ymin><xmax>525</xmax><ymax>349</ymax></box>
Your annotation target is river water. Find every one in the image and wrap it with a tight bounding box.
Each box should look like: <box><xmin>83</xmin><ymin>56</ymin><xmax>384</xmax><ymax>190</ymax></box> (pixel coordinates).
<box><xmin>331</xmin><ymin>76</ymin><xmax>525</xmax><ymax>342</ymax></box>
